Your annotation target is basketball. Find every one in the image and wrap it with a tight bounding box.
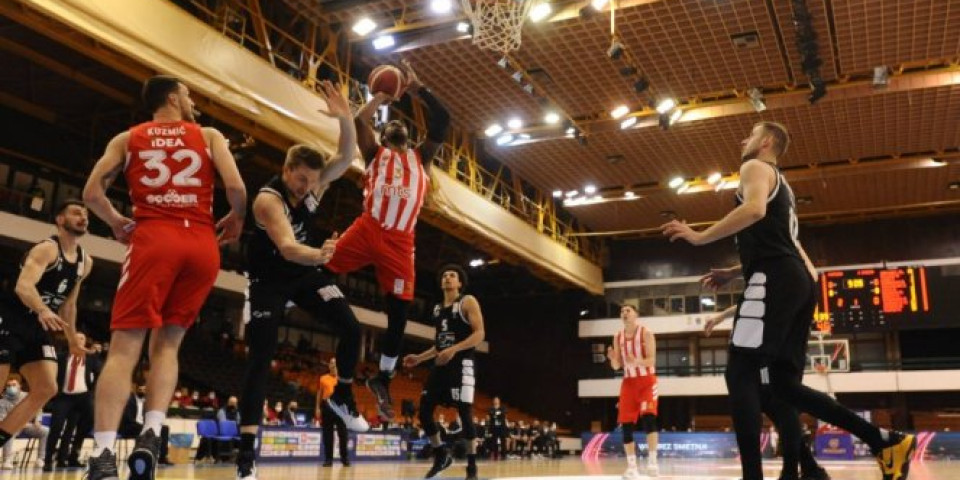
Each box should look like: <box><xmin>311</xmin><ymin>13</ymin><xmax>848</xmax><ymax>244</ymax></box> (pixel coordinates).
<box><xmin>368</xmin><ymin>65</ymin><xmax>406</xmax><ymax>99</ymax></box>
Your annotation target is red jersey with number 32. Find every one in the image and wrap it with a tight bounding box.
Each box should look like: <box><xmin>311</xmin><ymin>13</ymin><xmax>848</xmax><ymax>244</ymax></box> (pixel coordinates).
<box><xmin>124</xmin><ymin>121</ymin><xmax>215</xmax><ymax>225</ymax></box>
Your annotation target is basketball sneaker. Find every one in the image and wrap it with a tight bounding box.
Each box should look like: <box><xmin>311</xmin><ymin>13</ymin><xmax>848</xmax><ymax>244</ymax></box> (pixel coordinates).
<box><xmin>876</xmin><ymin>431</ymin><xmax>916</xmax><ymax>480</ymax></box>
<box><xmin>647</xmin><ymin>459</ymin><xmax>659</xmax><ymax>477</ymax></box>
<box><xmin>622</xmin><ymin>466</ymin><xmax>641</xmax><ymax>480</ymax></box>
<box><xmin>465</xmin><ymin>463</ymin><xmax>478</xmax><ymax>480</ymax></box>
<box><xmin>424</xmin><ymin>446</ymin><xmax>453</xmax><ymax>479</ymax></box>
<box><xmin>236</xmin><ymin>450</ymin><xmax>257</xmax><ymax>480</ymax></box>
<box><xmin>128</xmin><ymin>429</ymin><xmax>161</xmax><ymax>480</ymax></box>
<box><xmin>326</xmin><ymin>387</ymin><xmax>370</xmax><ymax>432</ymax></box>
<box><xmin>366</xmin><ymin>372</ymin><xmax>395</xmax><ymax>420</ymax></box>
<box><xmin>85</xmin><ymin>449</ymin><xmax>119</xmax><ymax>480</ymax></box>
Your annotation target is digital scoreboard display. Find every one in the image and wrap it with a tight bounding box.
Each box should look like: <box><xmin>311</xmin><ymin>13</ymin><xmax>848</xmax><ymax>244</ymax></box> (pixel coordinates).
<box><xmin>815</xmin><ymin>267</ymin><xmax>930</xmax><ymax>332</ymax></box>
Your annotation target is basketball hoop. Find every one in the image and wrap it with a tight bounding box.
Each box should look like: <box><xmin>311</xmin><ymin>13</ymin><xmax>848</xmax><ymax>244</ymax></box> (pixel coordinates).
<box><xmin>460</xmin><ymin>0</ymin><xmax>534</xmax><ymax>53</ymax></box>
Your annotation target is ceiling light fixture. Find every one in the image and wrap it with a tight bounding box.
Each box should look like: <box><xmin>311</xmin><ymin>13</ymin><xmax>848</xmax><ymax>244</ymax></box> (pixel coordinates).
<box><xmin>507</xmin><ymin>118</ymin><xmax>523</xmax><ymax>129</ymax></box>
<box><xmin>544</xmin><ymin>112</ymin><xmax>560</xmax><ymax>124</ymax></box>
<box><xmin>584</xmin><ymin>184</ymin><xmax>597</xmax><ymax>195</ymax></box>
<box><xmin>456</xmin><ymin>21</ymin><xmax>471</xmax><ymax>33</ymax></box>
<box><xmin>668</xmin><ymin>177</ymin><xmax>684</xmax><ymax>189</ymax></box>
<box><xmin>655</xmin><ymin>98</ymin><xmax>676</xmax><ymax>114</ymax></box>
<box><xmin>552</xmin><ymin>190</ymin><xmax>563</xmax><ymax>198</ymax></box>
<box><xmin>352</xmin><ymin>18</ymin><xmax>377</xmax><ymax>36</ymax></box>
<box><xmin>529</xmin><ymin>2</ymin><xmax>552</xmax><ymax>22</ymax></box>
<box><xmin>592</xmin><ymin>0</ymin><xmax>609</xmax><ymax>9</ymax></box>
<box><xmin>620</xmin><ymin>116</ymin><xmax>637</xmax><ymax>129</ymax></box>
<box><xmin>372</xmin><ymin>35</ymin><xmax>395</xmax><ymax>50</ymax></box>
<box><xmin>565</xmin><ymin>190</ymin><xmax>579</xmax><ymax>197</ymax></box>
<box><xmin>747</xmin><ymin>87</ymin><xmax>766</xmax><ymax>112</ymax></box>
<box><xmin>676</xmin><ymin>183</ymin><xmax>691</xmax><ymax>194</ymax></box>
<box><xmin>431</xmin><ymin>0</ymin><xmax>453</xmax><ymax>14</ymax></box>
<box><xmin>707</xmin><ymin>172</ymin><xmax>722</xmax><ymax>185</ymax></box>
<box><xmin>610</xmin><ymin>105</ymin><xmax>630</xmax><ymax>119</ymax></box>
<box><xmin>484</xmin><ymin>124</ymin><xmax>503</xmax><ymax>137</ymax></box>
<box><xmin>495</xmin><ymin>133</ymin><xmax>515</xmax><ymax>145</ymax></box>
<box><xmin>624</xmin><ymin>191</ymin><xmax>636</xmax><ymax>199</ymax></box>
<box><xmin>469</xmin><ymin>258</ymin><xmax>485</xmax><ymax>268</ymax></box>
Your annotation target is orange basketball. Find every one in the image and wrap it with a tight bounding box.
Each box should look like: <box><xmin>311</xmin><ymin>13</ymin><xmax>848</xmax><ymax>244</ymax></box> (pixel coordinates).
<box><xmin>368</xmin><ymin>65</ymin><xmax>406</xmax><ymax>99</ymax></box>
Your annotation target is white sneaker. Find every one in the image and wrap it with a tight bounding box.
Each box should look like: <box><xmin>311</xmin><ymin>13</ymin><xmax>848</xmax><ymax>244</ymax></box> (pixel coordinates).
<box><xmin>622</xmin><ymin>466</ymin><xmax>641</xmax><ymax>480</ymax></box>
<box><xmin>647</xmin><ymin>461</ymin><xmax>659</xmax><ymax>477</ymax></box>
<box><xmin>1</xmin><ymin>462</ymin><xmax>13</xmax><ymax>470</ymax></box>
<box><xmin>325</xmin><ymin>396</ymin><xmax>370</xmax><ymax>432</ymax></box>
<box><xmin>35</xmin><ymin>459</ymin><xmax>45</xmax><ymax>469</ymax></box>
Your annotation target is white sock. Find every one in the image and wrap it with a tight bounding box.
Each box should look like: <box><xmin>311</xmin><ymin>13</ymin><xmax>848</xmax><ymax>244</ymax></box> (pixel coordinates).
<box><xmin>649</xmin><ymin>450</ymin><xmax>657</xmax><ymax>462</ymax></box>
<box><xmin>379</xmin><ymin>355</ymin><xmax>398</xmax><ymax>373</ymax></box>
<box><xmin>626</xmin><ymin>452</ymin><xmax>637</xmax><ymax>468</ymax></box>
<box><xmin>93</xmin><ymin>432</ymin><xmax>117</xmax><ymax>455</ymax></box>
<box><xmin>143</xmin><ymin>411</ymin><xmax>166</xmax><ymax>435</ymax></box>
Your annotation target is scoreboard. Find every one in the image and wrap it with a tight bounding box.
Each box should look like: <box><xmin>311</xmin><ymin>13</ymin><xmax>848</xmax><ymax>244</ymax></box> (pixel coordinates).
<box><xmin>815</xmin><ymin>267</ymin><xmax>930</xmax><ymax>333</ymax></box>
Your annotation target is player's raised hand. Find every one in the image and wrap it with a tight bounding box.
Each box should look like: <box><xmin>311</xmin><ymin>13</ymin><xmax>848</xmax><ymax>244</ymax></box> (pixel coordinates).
<box><xmin>660</xmin><ymin>219</ymin><xmax>705</xmax><ymax>245</ymax></box>
<box><xmin>399</xmin><ymin>59</ymin><xmax>422</xmax><ymax>91</ymax></box>
<box><xmin>701</xmin><ymin>268</ymin><xmax>736</xmax><ymax>290</ymax></box>
<box><xmin>216</xmin><ymin>210</ymin><xmax>244</xmax><ymax>245</ymax></box>
<box><xmin>316</xmin><ymin>81</ymin><xmax>351</xmax><ymax>120</ymax></box>
<box><xmin>704</xmin><ymin>314</ymin><xmax>725</xmax><ymax>337</ymax></box>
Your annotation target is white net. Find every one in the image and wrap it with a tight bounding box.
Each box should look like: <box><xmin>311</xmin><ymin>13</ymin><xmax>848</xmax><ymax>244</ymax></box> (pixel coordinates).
<box><xmin>460</xmin><ymin>0</ymin><xmax>534</xmax><ymax>53</ymax></box>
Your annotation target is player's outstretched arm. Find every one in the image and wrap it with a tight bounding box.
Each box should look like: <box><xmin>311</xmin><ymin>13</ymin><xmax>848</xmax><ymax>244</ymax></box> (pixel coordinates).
<box><xmin>354</xmin><ymin>92</ymin><xmax>392</xmax><ymax>162</ymax></box>
<box><xmin>83</xmin><ymin>132</ymin><xmax>135</xmax><ymax>243</ymax></box>
<box><xmin>205</xmin><ymin>127</ymin><xmax>247</xmax><ymax>244</ymax></box>
<box><xmin>59</xmin><ymin>254</ymin><xmax>94</xmax><ymax>355</ymax></box>
<box><xmin>253</xmin><ymin>192</ymin><xmax>331</xmax><ymax>266</ymax></box>
<box><xmin>402</xmin><ymin>60</ymin><xmax>449</xmax><ymax>173</ymax></box>
<box><xmin>316</xmin><ymin>81</ymin><xmax>358</xmax><ymax>187</ymax></box>
<box><xmin>15</xmin><ymin>242</ymin><xmax>67</xmax><ymax>332</ymax></box>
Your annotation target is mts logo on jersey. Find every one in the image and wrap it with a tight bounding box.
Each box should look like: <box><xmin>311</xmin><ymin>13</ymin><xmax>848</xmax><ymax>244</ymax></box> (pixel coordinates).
<box><xmin>378</xmin><ymin>184</ymin><xmax>411</xmax><ymax>199</ymax></box>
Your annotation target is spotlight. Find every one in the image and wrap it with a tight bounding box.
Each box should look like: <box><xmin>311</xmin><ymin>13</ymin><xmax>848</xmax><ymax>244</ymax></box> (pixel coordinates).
<box><xmin>592</xmin><ymin>0</ymin><xmax>609</xmax><ymax>8</ymax></box>
<box><xmin>529</xmin><ymin>2</ymin><xmax>552</xmax><ymax>22</ymax></box>
<box><xmin>456</xmin><ymin>21</ymin><xmax>471</xmax><ymax>33</ymax></box>
<box><xmin>873</xmin><ymin>66</ymin><xmax>889</xmax><ymax>88</ymax></box>
<box><xmin>624</xmin><ymin>191</ymin><xmax>636</xmax><ymax>199</ymax></box>
<box><xmin>633</xmin><ymin>77</ymin><xmax>649</xmax><ymax>93</ymax></box>
<box><xmin>507</xmin><ymin>118</ymin><xmax>523</xmax><ymax>129</ymax></box>
<box><xmin>676</xmin><ymin>183</ymin><xmax>690</xmax><ymax>194</ymax></box>
<box><xmin>372</xmin><ymin>35</ymin><xmax>395</xmax><ymax>50</ymax></box>
<box><xmin>607</xmin><ymin>40</ymin><xmax>624</xmax><ymax>60</ymax></box>
<box><xmin>352</xmin><ymin>17</ymin><xmax>377</xmax><ymax>36</ymax></box>
<box><xmin>580</xmin><ymin>309</ymin><xmax>589</xmax><ymax>317</ymax></box>
<box><xmin>469</xmin><ymin>258</ymin><xmax>485</xmax><ymax>268</ymax></box>
<box><xmin>747</xmin><ymin>87</ymin><xmax>766</xmax><ymax>112</ymax></box>
<box><xmin>584</xmin><ymin>184</ymin><xmax>597</xmax><ymax>195</ymax></box>
<box><xmin>497</xmin><ymin>57</ymin><xmax>509</xmax><ymax>69</ymax></box>
<box><xmin>565</xmin><ymin>190</ymin><xmax>579</xmax><ymax>197</ymax></box>
<box><xmin>610</xmin><ymin>105</ymin><xmax>629</xmax><ymax>119</ymax></box>
<box><xmin>620</xmin><ymin>117</ymin><xmax>637</xmax><ymax>129</ymax></box>
<box><xmin>668</xmin><ymin>177</ymin><xmax>684</xmax><ymax>189</ymax></box>
<box><xmin>518</xmin><ymin>133</ymin><xmax>531</xmax><ymax>141</ymax></box>
<box><xmin>655</xmin><ymin>98</ymin><xmax>676</xmax><ymax>114</ymax></box>
<box><xmin>495</xmin><ymin>133</ymin><xmax>515</xmax><ymax>145</ymax></box>
<box><xmin>707</xmin><ymin>172</ymin><xmax>722</xmax><ymax>185</ymax></box>
<box><xmin>669</xmin><ymin>108</ymin><xmax>683</xmax><ymax>125</ymax></box>
<box><xmin>484</xmin><ymin>124</ymin><xmax>503</xmax><ymax>137</ymax></box>
<box><xmin>565</xmin><ymin>127</ymin><xmax>576</xmax><ymax>136</ymax></box>
<box><xmin>511</xmin><ymin>71</ymin><xmax>523</xmax><ymax>82</ymax></box>
<box><xmin>552</xmin><ymin>190</ymin><xmax>563</xmax><ymax>198</ymax></box>
<box><xmin>431</xmin><ymin>0</ymin><xmax>453</xmax><ymax>14</ymax></box>
<box><xmin>544</xmin><ymin>112</ymin><xmax>560</xmax><ymax>124</ymax></box>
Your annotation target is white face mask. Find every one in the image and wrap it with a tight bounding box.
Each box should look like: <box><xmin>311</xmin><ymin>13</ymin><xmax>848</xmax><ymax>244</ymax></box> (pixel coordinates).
<box><xmin>4</xmin><ymin>386</ymin><xmax>19</xmax><ymax>398</ymax></box>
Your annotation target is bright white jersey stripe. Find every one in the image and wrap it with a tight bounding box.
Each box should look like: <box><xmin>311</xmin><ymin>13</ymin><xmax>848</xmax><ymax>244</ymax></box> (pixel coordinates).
<box><xmin>363</xmin><ymin>146</ymin><xmax>428</xmax><ymax>234</ymax></box>
<box><xmin>617</xmin><ymin>326</ymin><xmax>656</xmax><ymax>378</ymax></box>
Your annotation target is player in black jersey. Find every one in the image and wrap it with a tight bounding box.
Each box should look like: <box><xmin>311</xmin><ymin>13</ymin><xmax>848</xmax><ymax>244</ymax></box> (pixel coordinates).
<box><xmin>663</xmin><ymin>122</ymin><xmax>915</xmax><ymax>480</ymax></box>
<box><xmin>403</xmin><ymin>264</ymin><xmax>485</xmax><ymax>480</ymax></box>
<box><xmin>0</xmin><ymin>200</ymin><xmax>92</xmax><ymax>456</ymax></box>
<box><xmin>236</xmin><ymin>82</ymin><xmax>367</xmax><ymax>480</ymax></box>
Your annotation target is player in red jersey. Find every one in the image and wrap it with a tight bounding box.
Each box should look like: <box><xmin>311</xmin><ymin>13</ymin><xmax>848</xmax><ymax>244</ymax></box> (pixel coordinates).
<box><xmin>325</xmin><ymin>60</ymin><xmax>449</xmax><ymax>420</ymax></box>
<box><xmin>607</xmin><ymin>304</ymin><xmax>660</xmax><ymax>479</ymax></box>
<box><xmin>82</xmin><ymin>75</ymin><xmax>246</xmax><ymax>480</ymax></box>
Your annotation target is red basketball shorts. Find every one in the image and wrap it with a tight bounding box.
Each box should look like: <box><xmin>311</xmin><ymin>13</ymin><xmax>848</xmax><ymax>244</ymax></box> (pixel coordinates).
<box><xmin>111</xmin><ymin>219</ymin><xmax>220</xmax><ymax>330</ymax></box>
<box><xmin>324</xmin><ymin>214</ymin><xmax>416</xmax><ymax>300</ymax></box>
<box><xmin>617</xmin><ymin>376</ymin><xmax>659</xmax><ymax>423</ymax></box>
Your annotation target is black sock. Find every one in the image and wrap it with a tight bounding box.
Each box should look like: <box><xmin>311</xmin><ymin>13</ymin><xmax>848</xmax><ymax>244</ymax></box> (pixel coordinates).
<box><xmin>240</xmin><ymin>433</ymin><xmax>257</xmax><ymax>453</ymax></box>
<box><xmin>467</xmin><ymin>453</ymin><xmax>476</xmax><ymax>467</ymax></box>
<box><xmin>334</xmin><ymin>381</ymin><xmax>352</xmax><ymax>398</ymax></box>
<box><xmin>0</xmin><ymin>429</ymin><xmax>11</xmax><ymax>447</ymax></box>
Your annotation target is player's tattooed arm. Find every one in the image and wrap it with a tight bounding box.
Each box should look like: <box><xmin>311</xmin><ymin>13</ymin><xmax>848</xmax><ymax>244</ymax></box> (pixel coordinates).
<box><xmin>84</xmin><ymin>132</ymin><xmax>136</xmax><ymax>243</ymax></box>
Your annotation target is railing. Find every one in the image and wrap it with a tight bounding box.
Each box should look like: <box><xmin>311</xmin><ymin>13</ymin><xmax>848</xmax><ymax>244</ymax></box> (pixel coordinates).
<box><xmin>178</xmin><ymin>0</ymin><xmax>602</xmax><ymax>264</ymax></box>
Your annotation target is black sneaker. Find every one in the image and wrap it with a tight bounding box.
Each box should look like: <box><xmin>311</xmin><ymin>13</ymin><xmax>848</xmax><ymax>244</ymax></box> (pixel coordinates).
<box><xmin>127</xmin><ymin>429</ymin><xmax>161</xmax><ymax>480</ymax></box>
<box><xmin>424</xmin><ymin>447</ymin><xmax>453</xmax><ymax>479</ymax></box>
<box><xmin>366</xmin><ymin>373</ymin><xmax>396</xmax><ymax>420</ymax></box>
<box><xmin>466</xmin><ymin>463</ymin><xmax>478</xmax><ymax>480</ymax></box>
<box><xmin>326</xmin><ymin>388</ymin><xmax>370</xmax><ymax>432</ymax></box>
<box><xmin>236</xmin><ymin>450</ymin><xmax>257</xmax><ymax>480</ymax></box>
<box><xmin>85</xmin><ymin>449</ymin><xmax>119</xmax><ymax>480</ymax></box>
<box><xmin>42</xmin><ymin>462</ymin><xmax>53</xmax><ymax>473</ymax></box>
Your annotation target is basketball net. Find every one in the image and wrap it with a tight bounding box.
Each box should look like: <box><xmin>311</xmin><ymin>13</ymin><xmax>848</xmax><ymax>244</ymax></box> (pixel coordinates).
<box><xmin>460</xmin><ymin>0</ymin><xmax>534</xmax><ymax>53</ymax></box>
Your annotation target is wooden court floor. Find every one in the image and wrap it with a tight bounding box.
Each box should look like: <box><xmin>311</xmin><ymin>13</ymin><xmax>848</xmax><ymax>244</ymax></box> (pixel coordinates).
<box><xmin>1</xmin><ymin>456</ymin><xmax>952</xmax><ymax>479</ymax></box>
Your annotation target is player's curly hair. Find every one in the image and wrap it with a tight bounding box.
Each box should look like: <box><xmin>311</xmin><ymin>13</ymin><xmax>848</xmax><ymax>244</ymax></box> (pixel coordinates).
<box><xmin>437</xmin><ymin>264</ymin><xmax>468</xmax><ymax>292</ymax></box>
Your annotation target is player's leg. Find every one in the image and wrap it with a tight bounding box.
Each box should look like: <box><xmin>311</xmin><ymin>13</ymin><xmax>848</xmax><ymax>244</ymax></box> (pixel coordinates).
<box><xmin>458</xmin><ymin>402</ymin><xmax>478</xmax><ymax>480</ymax></box>
<box><xmin>422</xmin><ymin>367</ymin><xmax>453</xmax><ymax>479</ymax></box>
<box><xmin>236</xmin><ymin>280</ymin><xmax>285</xmax><ymax>480</ymax></box>
<box><xmin>639</xmin><ymin>413</ymin><xmax>659</xmax><ymax>476</ymax></box>
<box><xmin>618</xmin><ymin>379</ymin><xmax>641</xmax><ymax>480</ymax></box>
<box><xmin>763</xmin><ymin>393</ymin><xmax>804</xmax><ymax>480</ymax></box>
<box><xmin>0</xmin><ymin>360</ymin><xmax>56</xmax><ymax>445</ymax></box>
<box><xmin>293</xmin><ymin>271</ymin><xmax>367</xmax><ymax>431</ymax></box>
<box><xmin>725</xmin><ymin>349</ymin><xmax>767</xmax><ymax>480</ymax></box>
<box><xmin>367</xmin><ymin>230</ymin><xmax>415</xmax><ymax>420</ymax></box>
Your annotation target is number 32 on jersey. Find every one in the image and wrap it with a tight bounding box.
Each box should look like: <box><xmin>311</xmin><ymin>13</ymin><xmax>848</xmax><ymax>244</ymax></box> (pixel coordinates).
<box><xmin>138</xmin><ymin>148</ymin><xmax>204</xmax><ymax>188</ymax></box>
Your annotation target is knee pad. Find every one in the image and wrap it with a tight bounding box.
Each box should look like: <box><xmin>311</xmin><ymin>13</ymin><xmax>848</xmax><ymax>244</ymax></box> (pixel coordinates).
<box><xmin>621</xmin><ymin>422</ymin><xmax>635</xmax><ymax>444</ymax></box>
<box><xmin>640</xmin><ymin>414</ymin><xmax>658</xmax><ymax>433</ymax></box>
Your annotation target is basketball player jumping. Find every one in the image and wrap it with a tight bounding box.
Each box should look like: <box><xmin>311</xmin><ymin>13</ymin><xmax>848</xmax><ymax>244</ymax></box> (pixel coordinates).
<box><xmin>236</xmin><ymin>81</ymin><xmax>369</xmax><ymax>480</ymax></box>
<box><xmin>661</xmin><ymin>122</ymin><xmax>915</xmax><ymax>480</ymax></box>
<box><xmin>83</xmin><ymin>75</ymin><xmax>247</xmax><ymax>480</ymax></box>
<box><xmin>0</xmin><ymin>200</ymin><xmax>92</xmax><ymax>465</ymax></box>
<box><xmin>607</xmin><ymin>304</ymin><xmax>659</xmax><ymax>479</ymax></box>
<box><xmin>403</xmin><ymin>264</ymin><xmax>484</xmax><ymax>480</ymax></box>
<box><xmin>325</xmin><ymin>60</ymin><xmax>450</xmax><ymax>420</ymax></box>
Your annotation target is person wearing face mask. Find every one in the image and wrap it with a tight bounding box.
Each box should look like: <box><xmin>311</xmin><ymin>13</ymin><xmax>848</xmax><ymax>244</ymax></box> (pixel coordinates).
<box><xmin>43</xmin><ymin>331</ymin><xmax>102</xmax><ymax>471</ymax></box>
<box><xmin>194</xmin><ymin>396</ymin><xmax>240</xmax><ymax>465</ymax></box>
<box><xmin>0</xmin><ymin>379</ymin><xmax>49</xmax><ymax>469</ymax></box>
<box><xmin>216</xmin><ymin>396</ymin><xmax>240</xmax><ymax>424</ymax></box>
<box><xmin>281</xmin><ymin>401</ymin><xmax>303</xmax><ymax>427</ymax></box>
